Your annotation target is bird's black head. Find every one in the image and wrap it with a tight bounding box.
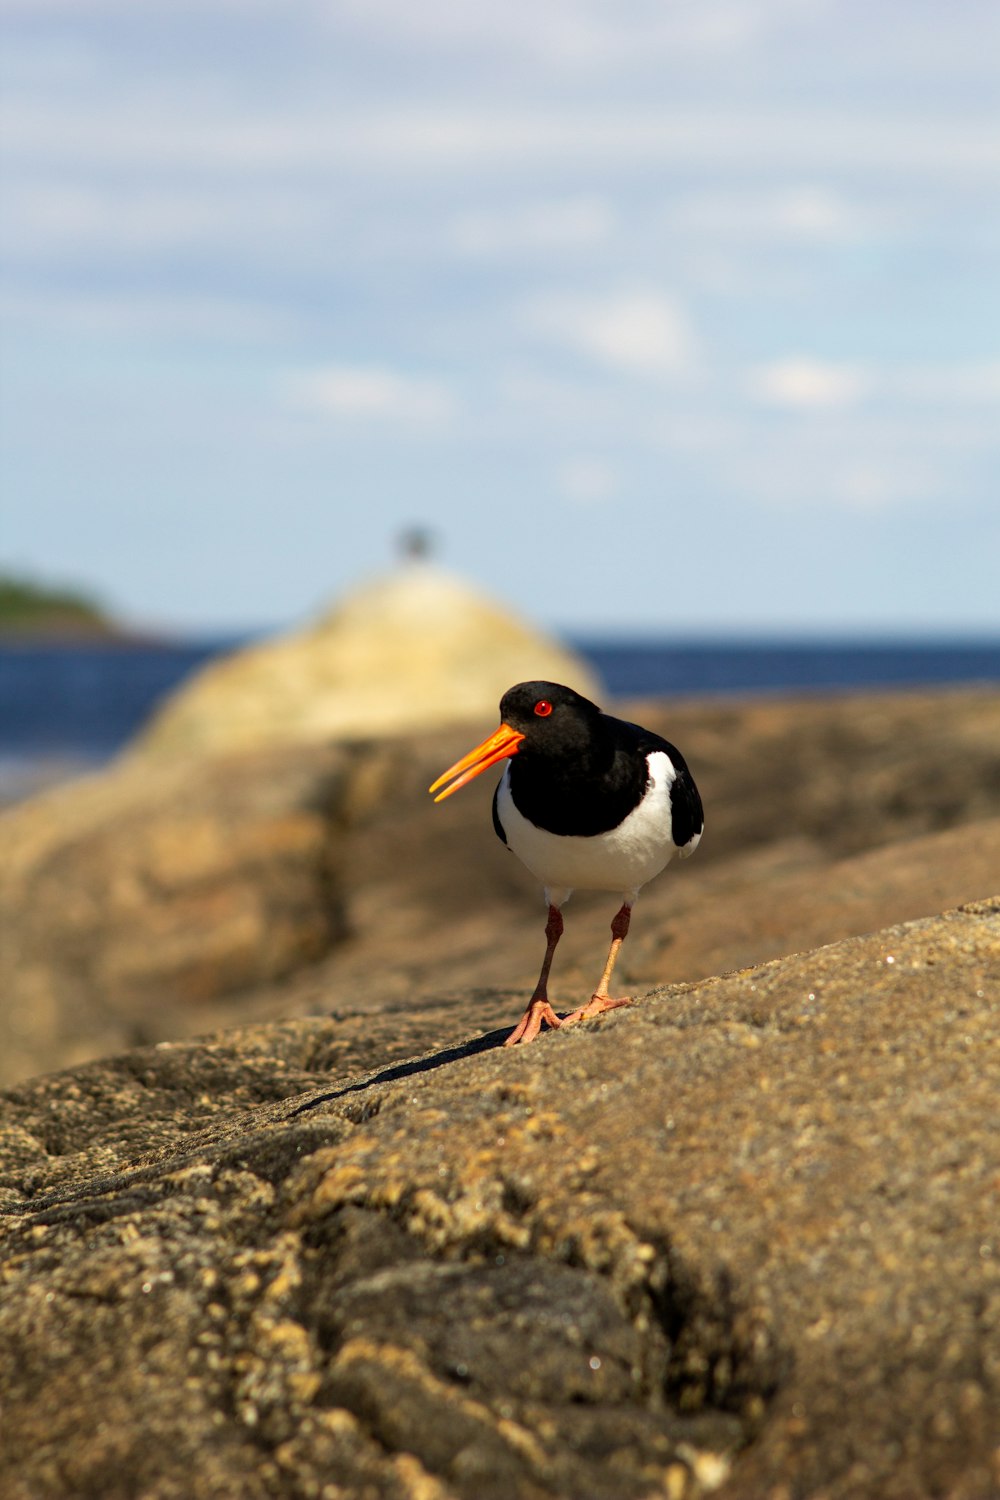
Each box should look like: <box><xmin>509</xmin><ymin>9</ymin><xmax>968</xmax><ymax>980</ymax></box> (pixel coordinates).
<box><xmin>428</xmin><ymin>680</ymin><xmax>605</xmax><ymax>802</ymax></box>
<box><xmin>497</xmin><ymin>681</ymin><xmax>603</xmax><ymax>755</ymax></box>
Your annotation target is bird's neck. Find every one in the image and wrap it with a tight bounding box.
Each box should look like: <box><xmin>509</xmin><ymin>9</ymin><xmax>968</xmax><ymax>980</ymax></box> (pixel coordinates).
<box><xmin>513</xmin><ymin>728</ymin><xmax>615</xmax><ymax>787</ymax></box>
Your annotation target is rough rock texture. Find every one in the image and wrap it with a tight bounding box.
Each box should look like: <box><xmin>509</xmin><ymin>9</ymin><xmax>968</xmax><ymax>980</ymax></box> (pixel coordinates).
<box><xmin>131</xmin><ymin>564</ymin><xmax>602</xmax><ymax>759</ymax></box>
<box><xmin>1</xmin><ymin>900</ymin><xmax>998</xmax><ymax>1500</ymax></box>
<box><xmin>2</xmin><ymin>687</ymin><xmax>999</xmax><ymax>1087</ymax></box>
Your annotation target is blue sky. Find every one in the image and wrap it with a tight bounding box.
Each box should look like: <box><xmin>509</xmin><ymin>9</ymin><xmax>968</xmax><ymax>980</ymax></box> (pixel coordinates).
<box><xmin>2</xmin><ymin>0</ymin><xmax>999</xmax><ymax>637</ymax></box>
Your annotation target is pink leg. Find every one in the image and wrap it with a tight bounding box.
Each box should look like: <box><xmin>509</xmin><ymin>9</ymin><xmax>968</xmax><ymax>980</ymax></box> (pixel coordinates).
<box><xmin>504</xmin><ymin>905</ymin><xmax>565</xmax><ymax>1046</ymax></box>
<box><xmin>562</xmin><ymin>903</ymin><xmax>634</xmax><ymax>1028</ymax></box>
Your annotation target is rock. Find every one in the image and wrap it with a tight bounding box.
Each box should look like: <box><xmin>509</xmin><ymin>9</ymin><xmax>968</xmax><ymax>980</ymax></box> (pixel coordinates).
<box><xmin>2</xmin><ymin>687</ymin><xmax>999</xmax><ymax>1088</ymax></box>
<box><xmin>1</xmin><ymin>900</ymin><xmax>998</xmax><ymax>1499</ymax></box>
<box><xmin>195</xmin><ymin>685</ymin><xmax>1000</xmax><ymax>1034</ymax></box>
<box><xmin>628</xmin><ymin>687</ymin><xmax>1000</xmax><ymax>861</ymax></box>
<box><xmin>0</xmin><ymin>740</ymin><xmax>400</xmax><ymax>1085</ymax></box>
<box><xmin>131</xmin><ymin>563</ymin><xmax>602</xmax><ymax>759</ymax></box>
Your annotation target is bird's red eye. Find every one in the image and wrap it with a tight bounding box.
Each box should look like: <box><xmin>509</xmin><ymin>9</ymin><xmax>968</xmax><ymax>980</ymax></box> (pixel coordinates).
<box><xmin>534</xmin><ymin>699</ymin><xmax>553</xmax><ymax>717</ymax></box>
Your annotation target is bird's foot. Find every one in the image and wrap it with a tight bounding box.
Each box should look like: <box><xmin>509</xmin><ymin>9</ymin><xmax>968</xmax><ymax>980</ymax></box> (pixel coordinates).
<box><xmin>503</xmin><ymin>998</ymin><xmax>563</xmax><ymax>1046</ymax></box>
<box><xmin>561</xmin><ymin>993</ymin><xmax>633</xmax><ymax>1028</ymax></box>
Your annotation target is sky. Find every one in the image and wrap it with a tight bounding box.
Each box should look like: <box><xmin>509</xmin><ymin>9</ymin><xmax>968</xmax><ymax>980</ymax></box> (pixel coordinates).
<box><xmin>1</xmin><ymin>0</ymin><xmax>999</xmax><ymax>639</ymax></box>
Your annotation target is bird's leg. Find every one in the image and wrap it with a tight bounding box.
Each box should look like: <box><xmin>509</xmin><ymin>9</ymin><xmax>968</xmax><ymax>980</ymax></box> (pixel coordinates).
<box><xmin>504</xmin><ymin>904</ymin><xmax>565</xmax><ymax>1046</ymax></box>
<box><xmin>562</xmin><ymin>903</ymin><xmax>634</xmax><ymax>1027</ymax></box>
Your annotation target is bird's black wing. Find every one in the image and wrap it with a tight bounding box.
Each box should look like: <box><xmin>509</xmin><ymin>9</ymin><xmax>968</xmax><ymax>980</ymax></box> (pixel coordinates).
<box><xmin>616</xmin><ymin>718</ymin><xmax>704</xmax><ymax>850</ymax></box>
<box><xmin>665</xmin><ymin>754</ymin><xmax>704</xmax><ymax>850</ymax></box>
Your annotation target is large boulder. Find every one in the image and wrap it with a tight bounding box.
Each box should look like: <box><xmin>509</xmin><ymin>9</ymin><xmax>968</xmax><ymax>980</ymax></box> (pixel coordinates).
<box><xmin>132</xmin><ymin>563</ymin><xmax>602</xmax><ymax>759</ymax></box>
<box><xmin>0</xmin><ymin>740</ymin><xmax>398</xmax><ymax>1085</ymax></box>
<box><xmin>0</xmin><ymin>900</ymin><xmax>998</xmax><ymax>1499</ymax></box>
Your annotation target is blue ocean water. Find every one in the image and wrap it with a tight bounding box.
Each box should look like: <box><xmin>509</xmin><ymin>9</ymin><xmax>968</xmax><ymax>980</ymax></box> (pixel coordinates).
<box><xmin>578</xmin><ymin>638</ymin><xmax>1000</xmax><ymax>699</ymax></box>
<box><xmin>1</xmin><ymin>635</ymin><xmax>998</xmax><ymax>801</ymax></box>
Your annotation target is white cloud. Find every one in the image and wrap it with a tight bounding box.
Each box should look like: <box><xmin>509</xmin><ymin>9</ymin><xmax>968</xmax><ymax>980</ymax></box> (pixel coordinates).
<box><xmin>556</xmin><ymin>457</ymin><xmax>620</xmax><ymax>505</ymax></box>
<box><xmin>705</xmin><ymin>430</ymin><xmax>946</xmax><ymax>513</ymax></box>
<box><xmin>321</xmin><ymin>0</ymin><xmax>811</xmax><ymax>70</ymax></box>
<box><xmin>747</xmin><ymin>357</ymin><xmax>1000</xmax><ymax>413</ymax></box>
<box><xmin>689</xmin><ymin>400</ymin><xmax>987</xmax><ymax>515</ymax></box>
<box><xmin>836</xmin><ymin>462</ymin><xmax>923</xmax><ymax>511</ymax></box>
<box><xmin>449</xmin><ymin>196</ymin><xmax>614</xmax><ymax>258</ymax></box>
<box><xmin>522</xmin><ymin>289</ymin><xmax>698</xmax><ymax>375</ymax></box>
<box><xmin>892</xmin><ymin>362</ymin><xmax>1000</xmax><ymax>406</ymax></box>
<box><xmin>283</xmin><ymin>366</ymin><xmax>457</xmax><ymax>431</ymax></box>
<box><xmin>5</xmin><ymin>89</ymin><xmax>997</xmax><ymax>185</ymax></box>
<box><xmin>748</xmin><ymin>358</ymin><xmax>871</xmax><ymax>409</ymax></box>
<box><xmin>669</xmin><ymin>184</ymin><xmax>876</xmax><ymax>244</ymax></box>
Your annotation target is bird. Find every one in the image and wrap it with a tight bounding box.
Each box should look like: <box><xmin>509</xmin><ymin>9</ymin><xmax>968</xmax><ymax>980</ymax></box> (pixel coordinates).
<box><xmin>429</xmin><ymin>680</ymin><xmax>703</xmax><ymax>1046</ymax></box>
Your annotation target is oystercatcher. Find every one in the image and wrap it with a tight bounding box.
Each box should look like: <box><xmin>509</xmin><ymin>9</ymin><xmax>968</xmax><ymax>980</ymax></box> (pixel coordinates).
<box><xmin>429</xmin><ymin>680</ymin><xmax>703</xmax><ymax>1045</ymax></box>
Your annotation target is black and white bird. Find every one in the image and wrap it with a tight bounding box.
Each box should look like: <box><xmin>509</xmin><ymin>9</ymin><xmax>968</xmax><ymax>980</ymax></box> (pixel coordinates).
<box><xmin>429</xmin><ymin>680</ymin><xmax>703</xmax><ymax>1046</ymax></box>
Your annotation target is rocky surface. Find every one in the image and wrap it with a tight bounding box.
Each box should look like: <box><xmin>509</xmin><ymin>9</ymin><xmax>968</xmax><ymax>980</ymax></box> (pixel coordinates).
<box><xmin>1</xmin><ymin>899</ymin><xmax>998</xmax><ymax>1500</ymax></box>
<box><xmin>1</xmin><ymin>682</ymin><xmax>999</xmax><ymax>1496</ymax></box>
<box><xmin>2</xmin><ymin>686</ymin><xmax>999</xmax><ymax>1087</ymax></box>
<box><xmin>0</xmin><ymin>740</ymin><xmax>398</xmax><ymax>1084</ymax></box>
<box><xmin>131</xmin><ymin>563</ymin><xmax>602</xmax><ymax>759</ymax></box>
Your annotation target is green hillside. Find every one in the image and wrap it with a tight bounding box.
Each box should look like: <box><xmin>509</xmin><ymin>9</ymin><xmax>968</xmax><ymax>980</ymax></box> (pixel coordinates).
<box><xmin>0</xmin><ymin>573</ymin><xmax>114</xmax><ymax>636</ymax></box>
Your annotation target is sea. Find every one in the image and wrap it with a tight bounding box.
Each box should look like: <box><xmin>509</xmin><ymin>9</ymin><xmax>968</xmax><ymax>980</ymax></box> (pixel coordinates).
<box><xmin>1</xmin><ymin>635</ymin><xmax>998</xmax><ymax>804</ymax></box>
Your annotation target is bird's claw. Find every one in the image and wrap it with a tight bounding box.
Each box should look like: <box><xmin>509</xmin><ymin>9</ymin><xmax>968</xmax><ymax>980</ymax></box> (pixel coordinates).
<box><xmin>503</xmin><ymin>998</ymin><xmax>563</xmax><ymax>1046</ymax></box>
<box><xmin>561</xmin><ymin>994</ymin><xmax>633</xmax><ymax>1027</ymax></box>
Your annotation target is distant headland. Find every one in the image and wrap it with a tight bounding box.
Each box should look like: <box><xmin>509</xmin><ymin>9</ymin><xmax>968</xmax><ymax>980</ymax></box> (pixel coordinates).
<box><xmin>0</xmin><ymin>572</ymin><xmax>122</xmax><ymax>640</ymax></box>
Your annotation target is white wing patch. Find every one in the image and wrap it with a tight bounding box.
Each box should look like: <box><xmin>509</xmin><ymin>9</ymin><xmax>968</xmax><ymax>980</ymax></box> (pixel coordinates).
<box><xmin>496</xmin><ymin>750</ymin><xmax>681</xmax><ymax>902</ymax></box>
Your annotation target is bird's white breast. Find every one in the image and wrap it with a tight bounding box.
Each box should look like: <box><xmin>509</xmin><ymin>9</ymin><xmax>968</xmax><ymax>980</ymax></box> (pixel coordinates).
<box><xmin>496</xmin><ymin>750</ymin><xmax>684</xmax><ymax>903</ymax></box>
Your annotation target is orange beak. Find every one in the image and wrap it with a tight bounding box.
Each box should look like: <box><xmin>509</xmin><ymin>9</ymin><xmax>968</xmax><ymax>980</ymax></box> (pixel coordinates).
<box><xmin>429</xmin><ymin>722</ymin><xmax>525</xmax><ymax>802</ymax></box>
